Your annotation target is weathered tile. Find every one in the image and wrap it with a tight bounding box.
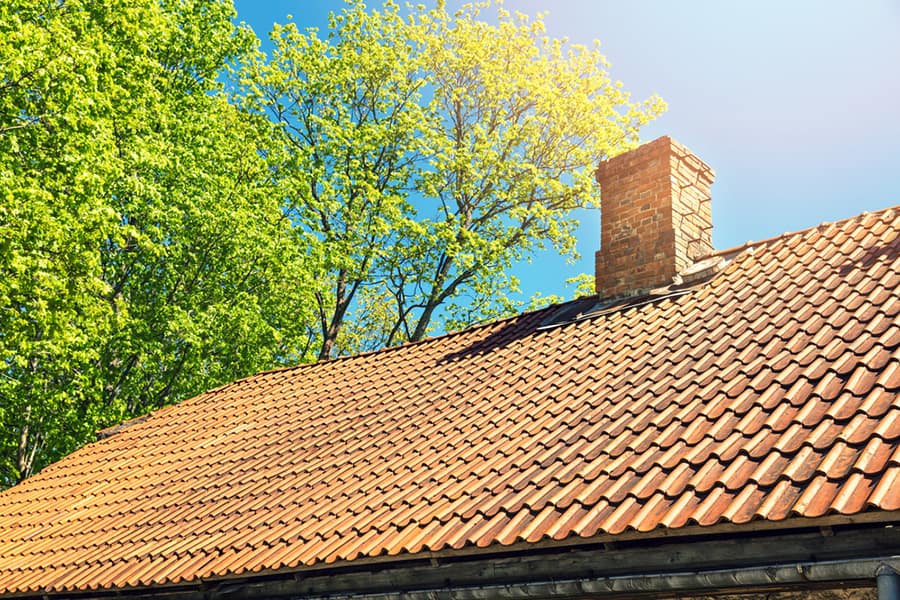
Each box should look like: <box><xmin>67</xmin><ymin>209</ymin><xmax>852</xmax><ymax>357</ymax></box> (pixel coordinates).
<box><xmin>0</xmin><ymin>207</ymin><xmax>897</xmax><ymax>594</ymax></box>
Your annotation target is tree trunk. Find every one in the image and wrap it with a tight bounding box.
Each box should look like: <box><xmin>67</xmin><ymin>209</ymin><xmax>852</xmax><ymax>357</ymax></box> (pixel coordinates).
<box><xmin>16</xmin><ymin>405</ymin><xmax>32</xmax><ymax>483</ymax></box>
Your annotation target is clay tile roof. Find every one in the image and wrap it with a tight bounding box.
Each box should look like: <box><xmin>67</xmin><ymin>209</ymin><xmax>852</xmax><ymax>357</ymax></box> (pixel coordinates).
<box><xmin>1</xmin><ymin>206</ymin><xmax>899</xmax><ymax>594</ymax></box>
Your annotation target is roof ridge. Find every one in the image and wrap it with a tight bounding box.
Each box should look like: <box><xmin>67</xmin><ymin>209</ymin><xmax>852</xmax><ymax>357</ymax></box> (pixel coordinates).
<box><xmin>237</xmin><ymin>205</ymin><xmax>900</xmax><ymax>382</ymax></box>
<box><xmin>96</xmin><ymin>296</ymin><xmax>587</xmax><ymax>435</ymax></box>
<box><xmin>704</xmin><ymin>203</ymin><xmax>899</xmax><ymax>260</ymax></box>
<box><xmin>244</xmin><ymin>300</ymin><xmax>571</xmax><ymax>379</ymax></box>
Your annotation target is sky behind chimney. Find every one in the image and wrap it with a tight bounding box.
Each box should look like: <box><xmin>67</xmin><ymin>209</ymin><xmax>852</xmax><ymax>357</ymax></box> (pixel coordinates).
<box><xmin>233</xmin><ymin>0</ymin><xmax>900</xmax><ymax>303</ymax></box>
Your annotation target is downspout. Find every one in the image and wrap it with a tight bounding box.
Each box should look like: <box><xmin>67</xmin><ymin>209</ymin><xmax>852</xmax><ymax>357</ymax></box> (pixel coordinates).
<box><xmin>878</xmin><ymin>564</ymin><xmax>900</xmax><ymax>600</ymax></box>
<box><xmin>271</xmin><ymin>556</ymin><xmax>900</xmax><ymax>600</ymax></box>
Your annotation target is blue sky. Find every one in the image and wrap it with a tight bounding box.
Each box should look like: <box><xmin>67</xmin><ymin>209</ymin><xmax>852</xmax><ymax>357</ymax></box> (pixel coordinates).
<box><xmin>233</xmin><ymin>0</ymin><xmax>900</xmax><ymax>302</ymax></box>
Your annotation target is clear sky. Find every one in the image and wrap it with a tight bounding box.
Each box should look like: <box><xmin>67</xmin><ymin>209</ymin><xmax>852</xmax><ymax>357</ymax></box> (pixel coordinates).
<box><xmin>232</xmin><ymin>0</ymin><xmax>900</xmax><ymax>302</ymax></box>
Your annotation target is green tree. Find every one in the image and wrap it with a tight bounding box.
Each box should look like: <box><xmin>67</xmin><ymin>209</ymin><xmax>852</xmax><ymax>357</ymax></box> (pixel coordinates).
<box><xmin>0</xmin><ymin>0</ymin><xmax>316</xmax><ymax>486</ymax></box>
<box><xmin>242</xmin><ymin>0</ymin><xmax>664</xmax><ymax>360</ymax></box>
<box><xmin>241</xmin><ymin>3</ymin><xmax>431</xmax><ymax>360</ymax></box>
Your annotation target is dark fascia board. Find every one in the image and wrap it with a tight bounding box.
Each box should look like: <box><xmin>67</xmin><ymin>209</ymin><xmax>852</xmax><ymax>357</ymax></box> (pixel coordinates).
<box><xmin>222</xmin><ymin>524</ymin><xmax>899</xmax><ymax>600</ymax></box>
<box><xmin>13</xmin><ymin>522</ymin><xmax>900</xmax><ymax>600</ymax></box>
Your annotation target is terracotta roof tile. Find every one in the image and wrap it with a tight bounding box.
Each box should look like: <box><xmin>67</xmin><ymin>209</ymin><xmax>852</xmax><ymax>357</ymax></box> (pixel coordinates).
<box><xmin>1</xmin><ymin>207</ymin><xmax>899</xmax><ymax>593</ymax></box>
<box><xmin>870</xmin><ymin>466</ymin><xmax>900</xmax><ymax>510</ymax></box>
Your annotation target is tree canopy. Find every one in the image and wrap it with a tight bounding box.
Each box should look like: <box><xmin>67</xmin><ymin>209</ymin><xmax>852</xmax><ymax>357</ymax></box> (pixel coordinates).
<box><xmin>241</xmin><ymin>1</ymin><xmax>664</xmax><ymax>360</ymax></box>
<box><xmin>0</xmin><ymin>0</ymin><xmax>317</xmax><ymax>486</ymax></box>
<box><xmin>0</xmin><ymin>0</ymin><xmax>662</xmax><ymax>486</ymax></box>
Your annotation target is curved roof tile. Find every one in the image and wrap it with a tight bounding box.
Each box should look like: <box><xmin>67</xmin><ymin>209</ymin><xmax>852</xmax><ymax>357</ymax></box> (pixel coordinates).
<box><xmin>0</xmin><ymin>207</ymin><xmax>899</xmax><ymax>594</ymax></box>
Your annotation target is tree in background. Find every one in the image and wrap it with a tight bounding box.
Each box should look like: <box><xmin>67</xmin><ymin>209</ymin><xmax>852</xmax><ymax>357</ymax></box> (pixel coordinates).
<box><xmin>0</xmin><ymin>0</ymin><xmax>316</xmax><ymax>486</ymax></box>
<box><xmin>240</xmin><ymin>4</ymin><xmax>430</xmax><ymax>361</ymax></box>
<box><xmin>0</xmin><ymin>0</ymin><xmax>663</xmax><ymax>486</ymax></box>
<box><xmin>242</xmin><ymin>0</ymin><xmax>664</xmax><ymax>360</ymax></box>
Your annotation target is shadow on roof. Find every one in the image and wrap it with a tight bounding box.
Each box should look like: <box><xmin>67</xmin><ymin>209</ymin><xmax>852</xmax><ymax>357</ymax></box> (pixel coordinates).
<box><xmin>839</xmin><ymin>236</ymin><xmax>900</xmax><ymax>276</ymax></box>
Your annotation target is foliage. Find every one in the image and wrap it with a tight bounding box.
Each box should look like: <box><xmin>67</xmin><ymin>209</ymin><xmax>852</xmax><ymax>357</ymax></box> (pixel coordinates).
<box><xmin>241</xmin><ymin>0</ymin><xmax>665</xmax><ymax>359</ymax></box>
<box><xmin>0</xmin><ymin>0</ymin><xmax>664</xmax><ymax>486</ymax></box>
<box><xmin>527</xmin><ymin>273</ymin><xmax>597</xmax><ymax>312</ymax></box>
<box><xmin>0</xmin><ymin>0</ymin><xmax>316</xmax><ymax>487</ymax></box>
<box><xmin>240</xmin><ymin>3</ymin><xmax>430</xmax><ymax>360</ymax></box>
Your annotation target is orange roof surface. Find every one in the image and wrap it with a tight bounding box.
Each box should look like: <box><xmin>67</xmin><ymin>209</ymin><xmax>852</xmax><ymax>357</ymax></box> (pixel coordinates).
<box><xmin>1</xmin><ymin>207</ymin><xmax>899</xmax><ymax>594</ymax></box>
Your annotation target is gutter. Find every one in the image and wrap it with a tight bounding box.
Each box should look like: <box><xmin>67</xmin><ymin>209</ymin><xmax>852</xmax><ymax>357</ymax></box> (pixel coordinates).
<box><xmin>284</xmin><ymin>556</ymin><xmax>900</xmax><ymax>600</ymax></box>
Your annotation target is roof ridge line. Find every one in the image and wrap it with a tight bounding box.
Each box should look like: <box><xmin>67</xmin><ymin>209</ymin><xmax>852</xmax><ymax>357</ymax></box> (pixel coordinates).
<box><xmin>242</xmin><ymin>205</ymin><xmax>900</xmax><ymax>381</ymax></box>
<box><xmin>701</xmin><ymin>203</ymin><xmax>899</xmax><ymax>260</ymax></box>
<box><xmin>246</xmin><ymin>302</ymin><xmax>570</xmax><ymax>379</ymax></box>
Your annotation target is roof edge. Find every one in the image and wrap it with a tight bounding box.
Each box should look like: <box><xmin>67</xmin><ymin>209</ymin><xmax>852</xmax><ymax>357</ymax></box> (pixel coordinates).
<box><xmin>20</xmin><ymin>513</ymin><xmax>898</xmax><ymax>599</ymax></box>
<box><xmin>261</xmin><ymin>205</ymin><xmax>900</xmax><ymax>379</ymax></box>
<box><xmin>116</xmin><ymin>512</ymin><xmax>900</xmax><ymax>595</ymax></box>
<box><xmin>701</xmin><ymin>204</ymin><xmax>899</xmax><ymax>261</ymax></box>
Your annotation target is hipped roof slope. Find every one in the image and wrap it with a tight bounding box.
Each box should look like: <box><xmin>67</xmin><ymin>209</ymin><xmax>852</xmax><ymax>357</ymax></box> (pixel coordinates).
<box><xmin>1</xmin><ymin>207</ymin><xmax>899</xmax><ymax>594</ymax></box>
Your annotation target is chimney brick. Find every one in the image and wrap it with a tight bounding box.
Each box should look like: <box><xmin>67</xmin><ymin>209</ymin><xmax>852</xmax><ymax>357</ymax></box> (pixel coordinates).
<box><xmin>594</xmin><ymin>136</ymin><xmax>715</xmax><ymax>297</ymax></box>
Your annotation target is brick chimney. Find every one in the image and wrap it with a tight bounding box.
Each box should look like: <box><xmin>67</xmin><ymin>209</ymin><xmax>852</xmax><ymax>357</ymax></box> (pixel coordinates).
<box><xmin>594</xmin><ymin>136</ymin><xmax>715</xmax><ymax>297</ymax></box>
